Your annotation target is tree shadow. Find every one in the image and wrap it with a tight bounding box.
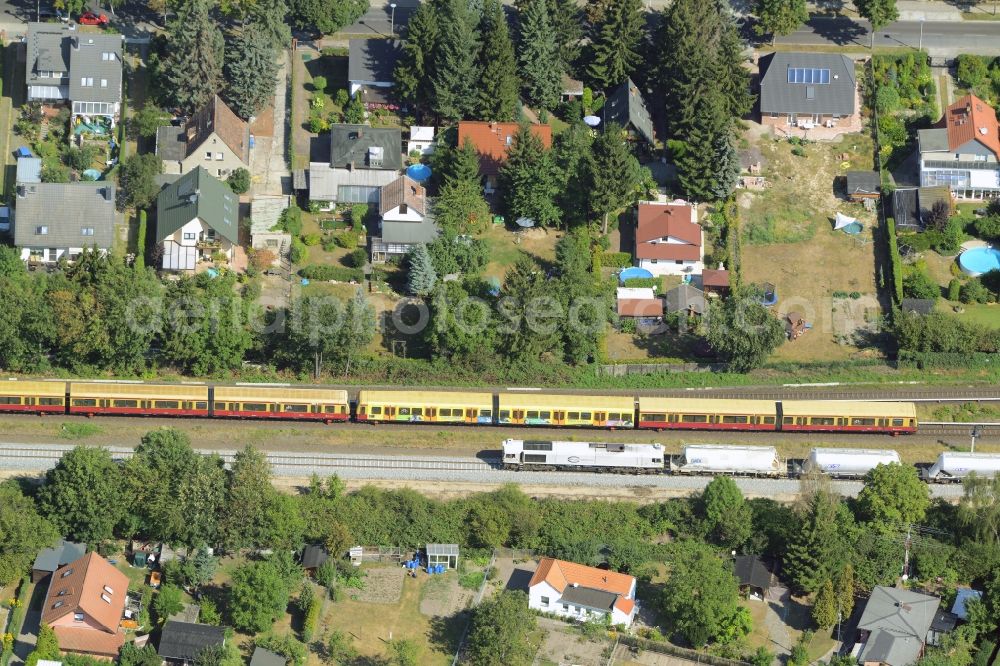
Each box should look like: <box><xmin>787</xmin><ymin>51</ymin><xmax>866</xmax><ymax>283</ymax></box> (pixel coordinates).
<box><xmin>804</xmin><ymin>16</ymin><xmax>868</xmax><ymax>47</ymax></box>
<box><xmin>427</xmin><ymin>611</ymin><xmax>467</xmax><ymax>654</ymax></box>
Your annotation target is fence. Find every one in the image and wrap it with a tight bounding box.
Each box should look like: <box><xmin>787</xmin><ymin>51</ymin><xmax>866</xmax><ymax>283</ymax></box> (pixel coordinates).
<box><xmin>450</xmin><ymin>550</ymin><xmax>498</xmax><ymax>666</ymax></box>
<box><xmin>617</xmin><ymin>635</ymin><xmax>752</xmax><ymax>666</ymax></box>
<box><xmin>492</xmin><ymin>547</ymin><xmax>537</xmax><ymax>561</ymax></box>
<box><xmin>598</xmin><ymin>363</ymin><xmax>728</xmax><ymax>377</ymax></box>
<box><xmin>348</xmin><ymin>545</ymin><xmax>407</xmax><ymax>565</ymax></box>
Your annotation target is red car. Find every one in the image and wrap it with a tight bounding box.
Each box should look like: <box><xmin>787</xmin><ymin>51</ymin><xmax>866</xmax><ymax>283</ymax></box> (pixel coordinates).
<box><xmin>78</xmin><ymin>11</ymin><xmax>109</xmax><ymax>25</ymax></box>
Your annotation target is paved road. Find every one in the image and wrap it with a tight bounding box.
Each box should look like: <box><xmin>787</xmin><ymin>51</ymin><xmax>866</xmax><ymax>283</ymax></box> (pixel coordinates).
<box><xmin>776</xmin><ymin>15</ymin><xmax>1000</xmax><ymax>56</ymax></box>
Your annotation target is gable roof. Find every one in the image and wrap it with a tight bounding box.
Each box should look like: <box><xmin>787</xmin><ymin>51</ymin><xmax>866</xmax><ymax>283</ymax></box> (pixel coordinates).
<box><xmin>379</xmin><ymin>175</ymin><xmax>426</xmax><ymax>216</ymax></box>
<box><xmin>158</xmin><ymin>621</ymin><xmax>227</xmax><ymax>662</ymax></box>
<box><xmin>43</xmin><ymin>552</ymin><xmax>128</xmax><ymax>633</ymax></box>
<box><xmin>329</xmin><ymin>124</ymin><xmax>403</xmax><ymax>171</ymax></box>
<box><xmin>156</xmin><ymin>167</ymin><xmax>240</xmax><ymax>244</ymax></box>
<box><xmin>635</xmin><ymin>202</ymin><xmax>701</xmax><ymax>261</ymax></box>
<box><xmin>733</xmin><ymin>555</ymin><xmax>772</xmax><ymax>590</ymax></box>
<box><xmin>701</xmin><ymin>269</ymin><xmax>730</xmax><ymax>288</ymax></box>
<box><xmin>858</xmin><ymin>586</ymin><xmax>940</xmax><ymax>666</ymax></box>
<box><xmin>529</xmin><ymin>557</ymin><xmax>635</xmax><ymax>598</ymax></box>
<box><xmin>456</xmin><ymin>122</ymin><xmax>552</xmax><ymax>176</ymax></box>
<box><xmin>603</xmin><ymin>78</ymin><xmax>655</xmax><ymax>144</ymax></box>
<box><xmin>617</xmin><ymin>298</ymin><xmax>664</xmax><ymax>318</ymax></box>
<box><xmin>67</xmin><ymin>32</ymin><xmax>124</xmax><ymax>105</ymax></box>
<box><xmin>348</xmin><ymin>39</ymin><xmax>402</xmax><ymax>84</ymax></box>
<box><xmin>25</xmin><ymin>23</ymin><xmax>70</xmax><ymax>80</ymax></box>
<box><xmin>759</xmin><ymin>52</ymin><xmax>856</xmax><ymax>116</ymax></box>
<box><xmin>159</xmin><ymin>96</ymin><xmax>250</xmax><ymax>165</ymax></box>
<box><xmin>901</xmin><ymin>298</ymin><xmax>935</xmax><ymax>315</ymax></box>
<box><xmin>13</xmin><ymin>182</ymin><xmax>116</xmax><ymax>250</ymax></box>
<box><xmin>942</xmin><ymin>94</ymin><xmax>1000</xmax><ymax>158</ymax></box>
<box><xmin>846</xmin><ymin>170</ymin><xmax>881</xmax><ymax>196</ymax></box>
<box><xmin>33</xmin><ymin>539</ymin><xmax>86</xmax><ymax>574</ymax></box>
<box><xmin>665</xmin><ymin>284</ymin><xmax>705</xmax><ymax>314</ymax></box>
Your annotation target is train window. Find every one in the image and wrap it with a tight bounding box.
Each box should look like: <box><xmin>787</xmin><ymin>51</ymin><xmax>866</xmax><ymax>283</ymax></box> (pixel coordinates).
<box><xmin>324</xmin><ymin>405</ymin><xmax>339</xmax><ymax>413</ymax></box>
<box><xmin>539</xmin><ymin>411</ymin><xmax>551</xmax><ymax>419</ymax></box>
<box><xmin>838</xmin><ymin>418</ymin><xmax>848</xmax><ymax>426</ymax></box>
<box><xmin>154</xmin><ymin>401</ymin><xmax>180</xmax><ymax>409</ymax></box>
<box><xmin>783</xmin><ymin>416</ymin><xmax>794</xmax><ymax>424</ymax></box>
<box><xmin>195</xmin><ymin>402</ymin><xmax>207</xmax><ymax>410</ymax></box>
<box><xmin>523</xmin><ymin>454</ymin><xmax>547</xmax><ymax>463</ymax></box>
<box><xmin>580</xmin><ymin>412</ymin><xmax>592</xmax><ymax>420</ymax></box>
<box><xmin>39</xmin><ymin>398</ymin><xmax>63</xmax><ymax>406</ymax></box>
<box><xmin>311</xmin><ymin>405</ymin><xmax>321</xmax><ymax>413</ymax></box>
<box><xmin>524</xmin><ymin>441</ymin><xmax>553</xmax><ymax>451</ymax></box>
<box><xmin>284</xmin><ymin>404</ymin><xmax>309</xmax><ymax>413</ymax></box>
<box><xmin>680</xmin><ymin>414</ymin><xmax>708</xmax><ymax>423</ymax></box>
<box><xmin>371</xmin><ymin>406</ymin><xmax>382</xmax><ymax>415</ymax></box>
<box><xmin>812</xmin><ymin>417</ymin><xmax>835</xmax><ymax>425</ymax></box>
<box><xmin>242</xmin><ymin>403</ymin><xmax>267</xmax><ymax>412</ymax></box>
<box><xmin>466</xmin><ymin>409</ymin><xmax>476</xmax><ymax>418</ymax></box>
<box><xmin>851</xmin><ymin>418</ymin><xmax>876</xmax><ymax>426</ymax></box>
<box><xmin>499</xmin><ymin>410</ymin><xmax>510</xmax><ymax>419</ymax></box>
<box><xmin>878</xmin><ymin>419</ymin><xmax>888</xmax><ymax>427</ymax></box>
<box><xmin>892</xmin><ymin>419</ymin><xmax>904</xmax><ymax>426</ymax></box>
<box><xmin>763</xmin><ymin>416</ymin><xmax>775</xmax><ymax>424</ymax></box>
<box><xmin>214</xmin><ymin>402</ymin><xmax>227</xmax><ymax>411</ymax></box>
<box><xmin>567</xmin><ymin>411</ymin><xmax>580</xmax><ymax>420</ymax></box>
<box><xmin>608</xmin><ymin>412</ymin><xmax>620</xmax><ymax>421</ymax></box>
<box><xmin>480</xmin><ymin>409</ymin><xmax>492</xmax><ymax>417</ymax></box>
<box><xmin>0</xmin><ymin>396</ymin><xmax>19</xmax><ymax>404</ymax></box>
<box><xmin>72</xmin><ymin>399</ymin><xmax>97</xmax><ymax>407</ymax></box>
<box><xmin>652</xmin><ymin>458</ymin><xmax>662</xmax><ymax>464</ymax></box>
<box><xmin>25</xmin><ymin>398</ymin><xmax>36</xmax><ymax>406</ymax></box>
<box><xmin>412</xmin><ymin>408</ymin><xmax>423</xmax><ymax>416</ymax></box>
<box><xmin>399</xmin><ymin>407</ymin><xmax>411</xmax><ymax>415</ymax></box>
<box><xmin>668</xmin><ymin>414</ymin><xmax>679</xmax><ymax>423</ymax></box>
<box><xmin>113</xmin><ymin>400</ymin><xmax>138</xmax><ymax>408</ymax></box>
<box><xmin>796</xmin><ymin>418</ymin><xmax>805</xmax><ymax>425</ymax></box>
<box><xmin>527</xmin><ymin>411</ymin><xmax>539</xmax><ymax>419</ymax></box>
<box><xmin>439</xmin><ymin>408</ymin><xmax>451</xmax><ymax>417</ymax></box>
<box><xmin>722</xmin><ymin>415</ymin><xmax>748</xmax><ymax>424</ymax></box>
<box><xmin>644</xmin><ymin>413</ymin><xmax>666</xmax><ymax>422</ymax></box>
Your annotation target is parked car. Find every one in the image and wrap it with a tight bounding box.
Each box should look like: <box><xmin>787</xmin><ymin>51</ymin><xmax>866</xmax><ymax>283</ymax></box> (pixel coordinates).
<box><xmin>78</xmin><ymin>11</ymin><xmax>109</xmax><ymax>25</ymax></box>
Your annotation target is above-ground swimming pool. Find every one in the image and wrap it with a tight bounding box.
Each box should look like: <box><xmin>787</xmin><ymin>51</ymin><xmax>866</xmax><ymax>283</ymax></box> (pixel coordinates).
<box><xmin>959</xmin><ymin>247</ymin><xmax>1000</xmax><ymax>277</ymax></box>
<box><xmin>406</xmin><ymin>163</ymin><xmax>432</xmax><ymax>183</ymax></box>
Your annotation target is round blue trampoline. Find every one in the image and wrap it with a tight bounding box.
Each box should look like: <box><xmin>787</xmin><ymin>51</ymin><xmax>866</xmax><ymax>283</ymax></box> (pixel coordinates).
<box><xmin>406</xmin><ymin>163</ymin><xmax>432</xmax><ymax>183</ymax></box>
<box><xmin>619</xmin><ymin>267</ymin><xmax>653</xmax><ymax>283</ymax></box>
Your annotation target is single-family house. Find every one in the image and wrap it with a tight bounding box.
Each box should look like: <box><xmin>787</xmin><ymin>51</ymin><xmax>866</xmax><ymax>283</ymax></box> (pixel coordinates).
<box><xmin>156</xmin><ymin>167</ymin><xmax>240</xmax><ymax>271</ymax></box>
<box><xmin>457</xmin><ymin>121</ymin><xmax>552</xmax><ymax>195</ymax></box>
<box><xmin>733</xmin><ymin>555</ymin><xmax>772</xmax><ymax>599</ymax></box>
<box><xmin>758</xmin><ymin>52</ymin><xmax>858</xmax><ymax>134</ymax></box>
<box><xmin>634</xmin><ymin>201</ymin><xmax>703</xmax><ymax>277</ymax></box>
<box><xmin>664</xmin><ymin>283</ymin><xmax>705</xmax><ymax>316</ymax></box>
<box><xmin>372</xmin><ymin>175</ymin><xmax>437</xmax><ymax>262</ymax></box>
<box><xmin>407</xmin><ymin>126</ymin><xmax>435</xmax><ymax>156</ymax></box>
<box><xmin>528</xmin><ymin>557</ymin><xmax>638</xmax><ymax>628</ymax></box>
<box><xmin>348</xmin><ymin>38</ymin><xmax>402</xmax><ymax>108</ymax></box>
<box><xmin>158</xmin><ymin>621</ymin><xmax>227</xmax><ymax>666</ymax></box>
<box><xmin>918</xmin><ymin>94</ymin><xmax>1000</xmax><ymax>200</ymax></box>
<box><xmin>602</xmin><ymin>78</ymin><xmax>655</xmax><ymax>145</ymax></box>
<box><xmin>42</xmin><ymin>552</ymin><xmax>128</xmax><ymax>658</ymax></box>
<box><xmin>846</xmin><ymin>170</ymin><xmax>882</xmax><ymax>201</ymax></box>
<box><xmin>32</xmin><ymin>539</ymin><xmax>86</xmax><ymax>583</ymax></box>
<box><xmin>616</xmin><ymin>286</ymin><xmax>664</xmax><ymax>319</ymax></box>
<box><xmin>156</xmin><ymin>96</ymin><xmax>251</xmax><ymax>178</ymax></box>
<box><xmin>13</xmin><ymin>182</ymin><xmax>116</xmax><ymax>265</ymax></box>
<box><xmin>855</xmin><ymin>586</ymin><xmax>940</xmax><ymax>666</ymax></box>
<box><xmin>25</xmin><ymin>23</ymin><xmax>124</xmax><ymax>124</ymax></box>
<box><xmin>308</xmin><ymin>125</ymin><xmax>402</xmax><ymax>206</ymax></box>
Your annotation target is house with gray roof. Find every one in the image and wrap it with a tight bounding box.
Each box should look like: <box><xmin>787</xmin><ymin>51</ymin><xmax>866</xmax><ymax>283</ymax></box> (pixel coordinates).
<box><xmin>25</xmin><ymin>23</ymin><xmax>123</xmax><ymax>122</ymax></box>
<box><xmin>348</xmin><ymin>39</ymin><xmax>402</xmax><ymax>107</ymax></box>
<box><xmin>156</xmin><ymin>167</ymin><xmax>240</xmax><ymax>271</ymax></box>
<box><xmin>603</xmin><ymin>79</ymin><xmax>655</xmax><ymax>145</ymax></box>
<box><xmin>32</xmin><ymin>539</ymin><xmax>85</xmax><ymax>583</ymax></box>
<box><xmin>371</xmin><ymin>174</ymin><xmax>437</xmax><ymax>262</ymax></box>
<box><xmin>855</xmin><ymin>586</ymin><xmax>940</xmax><ymax>666</ymax></box>
<box><xmin>13</xmin><ymin>181</ymin><xmax>116</xmax><ymax>265</ymax></box>
<box><xmin>308</xmin><ymin>124</ymin><xmax>402</xmax><ymax>206</ymax></box>
<box><xmin>758</xmin><ymin>52</ymin><xmax>857</xmax><ymax>133</ymax></box>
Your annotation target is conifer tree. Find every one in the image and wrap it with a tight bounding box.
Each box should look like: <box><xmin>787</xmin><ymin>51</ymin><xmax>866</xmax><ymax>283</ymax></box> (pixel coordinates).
<box><xmin>161</xmin><ymin>0</ymin><xmax>224</xmax><ymax>113</ymax></box>
<box><xmin>249</xmin><ymin>0</ymin><xmax>291</xmax><ymax>51</ymax></box>
<box><xmin>586</xmin><ymin>0</ymin><xmax>643</xmax><ymax>90</ymax></box>
<box><xmin>834</xmin><ymin>565</ymin><xmax>855</xmax><ymax>619</ymax></box>
<box><xmin>589</xmin><ymin>124</ymin><xmax>643</xmax><ymax>232</ymax></box>
<box><xmin>709</xmin><ymin>131</ymin><xmax>740</xmax><ymax>201</ymax></box>
<box><xmin>224</xmin><ymin>27</ymin><xmax>279</xmax><ymax>120</ymax></box>
<box><xmin>813</xmin><ymin>580</ymin><xmax>838</xmax><ymax>629</ymax></box>
<box><xmin>477</xmin><ymin>0</ymin><xmax>519</xmax><ymax>121</ymax></box>
<box><xmin>430</xmin><ymin>0</ymin><xmax>480</xmax><ymax>121</ymax></box>
<box><xmin>552</xmin><ymin>122</ymin><xmax>594</xmax><ymax>227</ymax></box>
<box><xmin>394</xmin><ymin>1</ymin><xmax>439</xmax><ymax>112</ymax></box>
<box><xmin>517</xmin><ymin>0</ymin><xmax>563</xmax><ymax>111</ymax></box>
<box><xmin>500</xmin><ymin>125</ymin><xmax>560</xmax><ymax>227</ymax></box>
<box><xmin>407</xmin><ymin>244</ymin><xmax>438</xmax><ymax>296</ymax></box>
<box><xmin>548</xmin><ymin>0</ymin><xmax>583</xmax><ymax>73</ymax></box>
<box><xmin>784</xmin><ymin>488</ymin><xmax>852</xmax><ymax>594</ymax></box>
<box><xmin>434</xmin><ymin>139</ymin><xmax>491</xmax><ymax>234</ymax></box>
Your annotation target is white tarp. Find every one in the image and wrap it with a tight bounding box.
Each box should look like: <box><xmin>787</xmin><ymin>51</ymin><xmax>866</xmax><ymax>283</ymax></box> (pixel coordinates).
<box><xmin>834</xmin><ymin>212</ymin><xmax>857</xmax><ymax>230</ymax></box>
<box><xmin>617</xmin><ymin>287</ymin><xmax>656</xmax><ymax>300</ymax></box>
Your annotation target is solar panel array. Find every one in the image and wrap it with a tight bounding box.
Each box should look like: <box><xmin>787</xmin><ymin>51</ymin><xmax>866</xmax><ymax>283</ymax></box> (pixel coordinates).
<box><xmin>787</xmin><ymin>67</ymin><xmax>831</xmax><ymax>84</ymax></box>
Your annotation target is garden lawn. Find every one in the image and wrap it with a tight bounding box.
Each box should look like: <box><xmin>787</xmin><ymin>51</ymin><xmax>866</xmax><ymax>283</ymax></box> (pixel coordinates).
<box><xmin>481</xmin><ymin>224</ymin><xmax>559</xmax><ymax>281</ymax></box>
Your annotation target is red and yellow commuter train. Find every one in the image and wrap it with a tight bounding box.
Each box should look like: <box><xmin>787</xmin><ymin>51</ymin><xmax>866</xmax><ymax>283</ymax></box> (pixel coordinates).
<box><xmin>0</xmin><ymin>381</ymin><xmax>918</xmax><ymax>434</ymax></box>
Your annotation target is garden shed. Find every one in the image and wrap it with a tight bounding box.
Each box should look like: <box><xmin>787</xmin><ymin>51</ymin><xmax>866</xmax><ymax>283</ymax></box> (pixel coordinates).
<box><xmin>425</xmin><ymin>543</ymin><xmax>459</xmax><ymax>570</ymax></box>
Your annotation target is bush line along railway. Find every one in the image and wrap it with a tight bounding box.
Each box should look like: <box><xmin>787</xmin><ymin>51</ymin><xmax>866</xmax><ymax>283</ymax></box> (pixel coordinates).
<box><xmin>0</xmin><ymin>381</ymin><xmax>925</xmax><ymax>435</ymax></box>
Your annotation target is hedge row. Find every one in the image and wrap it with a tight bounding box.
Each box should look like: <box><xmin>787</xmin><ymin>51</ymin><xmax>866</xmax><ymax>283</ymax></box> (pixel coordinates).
<box><xmin>885</xmin><ymin>216</ymin><xmax>903</xmax><ymax>305</ymax></box>
<box><xmin>623</xmin><ymin>277</ymin><xmax>660</xmax><ymax>289</ymax></box>
<box><xmin>601</xmin><ymin>252</ymin><xmax>633</xmax><ymax>268</ymax></box>
<box><xmin>898</xmin><ymin>351</ymin><xmax>1000</xmax><ymax>370</ymax></box>
<box><xmin>136</xmin><ymin>210</ymin><xmax>147</xmax><ymax>269</ymax></box>
<box><xmin>298</xmin><ymin>264</ymin><xmax>363</xmax><ymax>282</ymax></box>
<box><xmin>301</xmin><ymin>595</ymin><xmax>320</xmax><ymax>642</ymax></box>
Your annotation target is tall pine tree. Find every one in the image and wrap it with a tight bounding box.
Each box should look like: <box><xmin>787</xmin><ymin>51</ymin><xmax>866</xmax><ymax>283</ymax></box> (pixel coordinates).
<box><xmin>407</xmin><ymin>244</ymin><xmax>438</xmax><ymax>296</ymax></box>
<box><xmin>589</xmin><ymin>124</ymin><xmax>644</xmax><ymax>233</ymax></box>
<box><xmin>500</xmin><ymin>125</ymin><xmax>560</xmax><ymax>227</ymax></box>
<box><xmin>517</xmin><ymin>0</ymin><xmax>562</xmax><ymax>111</ymax></box>
<box><xmin>434</xmin><ymin>138</ymin><xmax>491</xmax><ymax>233</ymax></box>
<box><xmin>224</xmin><ymin>27</ymin><xmax>279</xmax><ymax>120</ymax></box>
<box><xmin>249</xmin><ymin>0</ymin><xmax>292</xmax><ymax>51</ymax></box>
<box><xmin>552</xmin><ymin>122</ymin><xmax>594</xmax><ymax>227</ymax></box>
<box><xmin>477</xmin><ymin>0</ymin><xmax>519</xmax><ymax>121</ymax></box>
<box><xmin>394</xmin><ymin>1</ymin><xmax>439</xmax><ymax>113</ymax></box>
<box><xmin>161</xmin><ymin>0</ymin><xmax>224</xmax><ymax>113</ymax></box>
<box><xmin>430</xmin><ymin>0</ymin><xmax>480</xmax><ymax>121</ymax></box>
<box><xmin>548</xmin><ymin>0</ymin><xmax>583</xmax><ymax>74</ymax></box>
<box><xmin>586</xmin><ymin>0</ymin><xmax>643</xmax><ymax>91</ymax></box>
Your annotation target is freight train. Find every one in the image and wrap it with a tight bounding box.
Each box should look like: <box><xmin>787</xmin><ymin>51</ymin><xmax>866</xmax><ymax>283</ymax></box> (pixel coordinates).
<box><xmin>0</xmin><ymin>381</ymin><xmax>918</xmax><ymax>435</ymax></box>
<box><xmin>500</xmin><ymin>440</ymin><xmax>1000</xmax><ymax>483</ymax></box>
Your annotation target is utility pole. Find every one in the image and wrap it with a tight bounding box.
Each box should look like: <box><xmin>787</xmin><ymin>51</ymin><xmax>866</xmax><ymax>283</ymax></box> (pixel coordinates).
<box><xmin>902</xmin><ymin>524</ymin><xmax>912</xmax><ymax>580</ymax></box>
<box><xmin>918</xmin><ymin>18</ymin><xmax>925</xmax><ymax>52</ymax></box>
<box><xmin>971</xmin><ymin>425</ymin><xmax>983</xmax><ymax>453</ymax></box>
<box><xmin>390</xmin><ymin>2</ymin><xmax>397</xmax><ymax>38</ymax></box>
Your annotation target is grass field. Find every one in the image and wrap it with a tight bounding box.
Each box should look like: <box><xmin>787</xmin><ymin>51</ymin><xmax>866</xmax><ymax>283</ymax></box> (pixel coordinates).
<box><xmin>482</xmin><ymin>224</ymin><xmax>559</xmax><ymax>280</ymax></box>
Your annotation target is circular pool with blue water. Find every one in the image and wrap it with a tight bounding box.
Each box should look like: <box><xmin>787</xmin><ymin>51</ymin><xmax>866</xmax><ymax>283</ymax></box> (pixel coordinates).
<box><xmin>959</xmin><ymin>247</ymin><xmax>1000</xmax><ymax>277</ymax></box>
<box><xmin>406</xmin><ymin>163</ymin><xmax>432</xmax><ymax>183</ymax></box>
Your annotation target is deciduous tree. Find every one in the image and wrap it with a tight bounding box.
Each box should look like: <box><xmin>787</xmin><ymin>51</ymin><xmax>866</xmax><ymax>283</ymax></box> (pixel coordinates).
<box><xmin>221</xmin><ymin>445</ymin><xmax>275</xmax><ymax>550</ymax></box>
<box><xmin>660</xmin><ymin>541</ymin><xmax>742</xmax><ymax>647</ymax></box>
<box><xmin>706</xmin><ymin>286</ymin><xmax>785</xmax><ymax>372</ymax></box>
<box><xmin>229</xmin><ymin>557</ymin><xmax>300</xmax><ymax>633</ymax></box>
<box><xmin>700</xmin><ymin>476</ymin><xmax>752</xmax><ymax>551</ymax></box>
<box><xmin>0</xmin><ymin>482</ymin><xmax>57</xmax><ymax>586</ymax></box>
<box><xmin>38</xmin><ymin>446</ymin><xmax>124</xmax><ymax>544</ymax></box>
<box><xmin>755</xmin><ymin>0</ymin><xmax>808</xmax><ymax>43</ymax></box>
<box><xmin>958</xmin><ymin>474</ymin><xmax>1000</xmax><ymax>546</ymax></box>
<box><xmin>857</xmin><ymin>463</ymin><xmax>931</xmax><ymax>526</ymax></box>
<box><xmin>153</xmin><ymin>584</ymin><xmax>184</xmax><ymax>623</ymax></box>
<box><xmin>118</xmin><ymin>153</ymin><xmax>164</xmax><ymax>210</ymax></box>
<box><xmin>854</xmin><ymin>0</ymin><xmax>899</xmax><ymax>47</ymax></box>
<box><xmin>466</xmin><ymin>590</ymin><xmax>536</xmax><ymax>666</ymax></box>
<box><xmin>288</xmin><ymin>0</ymin><xmax>365</xmax><ymax>36</ymax></box>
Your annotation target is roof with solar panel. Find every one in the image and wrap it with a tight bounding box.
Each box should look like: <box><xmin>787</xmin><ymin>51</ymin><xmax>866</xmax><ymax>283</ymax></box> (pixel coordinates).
<box><xmin>758</xmin><ymin>52</ymin><xmax>856</xmax><ymax>116</ymax></box>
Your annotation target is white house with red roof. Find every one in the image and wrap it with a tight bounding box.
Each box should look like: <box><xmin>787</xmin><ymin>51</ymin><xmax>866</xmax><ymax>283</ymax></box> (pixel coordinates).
<box><xmin>528</xmin><ymin>557</ymin><xmax>638</xmax><ymax>627</ymax></box>
<box><xmin>633</xmin><ymin>200</ymin><xmax>703</xmax><ymax>276</ymax></box>
<box><xmin>918</xmin><ymin>94</ymin><xmax>1000</xmax><ymax>200</ymax></box>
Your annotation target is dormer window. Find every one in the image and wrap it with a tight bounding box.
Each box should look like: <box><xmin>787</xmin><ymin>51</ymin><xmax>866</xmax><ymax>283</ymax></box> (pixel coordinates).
<box><xmin>74</xmin><ymin>612</ymin><xmax>84</xmax><ymax>621</ymax></box>
<box><xmin>53</xmin><ymin>601</ymin><xmax>64</xmax><ymax>608</ymax></box>
<box><xmin>57</xmin><ymin>589</ymin><xmax>68</xmax><ymax>597</ymax></box>
<box><xmin>100</xmin><ymin>593</ymin><xmax>112</xmax><ymax>603</ymax></box>
<box><xmin>61</xmin><ymin>568</ymin><xmax>73</xmax><ymax>577</ymax></box>
<box><xmin>399</xmin><ymin>204</ymin><xmax>408</xmax><ymax>214</ymax></box>
<box><xmin>103</xmin><ymin>585</ymin><xmax>114</xmax><ymax>594</ymax></box>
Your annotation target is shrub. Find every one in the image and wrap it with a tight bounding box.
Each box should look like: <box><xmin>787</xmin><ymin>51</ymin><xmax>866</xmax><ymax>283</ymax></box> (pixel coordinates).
<box><xmin>948</xmin><ymin>278</ymin><xmax>961</xmax><ymax>301</ymax></box>
<box><xmin>619</xmin><ymin>318</ymin><xmax>637</xmax><ymax>334</ymax></box>
<box><xmin>311</xmin><ymin>76</ymin><xmax>327</xmax><ymax>94</ymax></box>
<box><xmin>308</xmin><ymin>114</ymin><xmax>328</xmax><ymax>134</ymax></box>
<box><xmin>791</xmin><ymin>146</ymin><xmax>806</xmax><ymax>157</ymax></box>
<box><xmin>136</xmin><ymin>210</ymin><xmax>147</xmax><ymax>268</ymax></box>
<box><xmin>334</xmin><ymin>89</ymin><xmax>349</xmax><ymax>107</ymax></box>
<box><xmin>290</xmin><ymin>239</ymin><xmax>308</xmax><ymax>265</ymax></box>
<box><xmin>459</xmin><ymin>571</ymin><xmax>485</xmax><ymax>590</ymax></box>
<box><xmin>348</xmin><ymin>247</ymin><xmax>368</xmax><ymax>268</ymax></box>
<box><xmin>600</xmin><ymin>252</ymin><xmax>632</xmax><ymax>268</ymax></box>
<box><xmin>960</xmin><ymin>278</ymin><xmax>992</xmax><ymax>304</ymax></box>
<box><xmin>623</xmin><ymin>277</ymin><xmax>659</xmax><ymax>289</ymax></box>
<box><xmin>301</xmin><ymin>595</ymin><xmax>320</xmax><ymax>642</ymax></box>
<box><xmin>301</xmin><ymin>233</ymin><xmax>322</xmax><ymax>246</ymax></box>
<box><xmin>350</xmin><ymin>204</ymin><xmax>369</xmax><ymax>227</ymax></box>
<box><xmin>298</xmin><ymin>264</ymin><xmax>363</xmax><ymax>282</ymax></box>
<box><xmin>885</xmin><ymin>217</ymin><xmax>904</xmax><ymax>304</ymax></box>
<box><xmin>334</xmin><ymin>232</ymin><xmax>359</xmax><ymax>249</ymax></box>
<box><xmin>227</xmin><ymin>168</ymin><xmax>251</xmax><ymax>194</ymax></box>
<box><xmin>956</xmin><ymin>54</ymin><xmax>989</xmax><ymax>89</ymax></box>
<box><xmin>902</xmin><ymin>266</ymin><xmax>940</xmax><ymax>300</ymax></box>
<box><xmin>278</xmin><ymin>204</ymin><xmax>303</xmax><ymax>236</ymax></box>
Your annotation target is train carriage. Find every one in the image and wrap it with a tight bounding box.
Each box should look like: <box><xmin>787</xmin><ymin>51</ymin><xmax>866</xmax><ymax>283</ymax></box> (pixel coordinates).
<box><xmin>502</xmin><ymin>439</ymin><xmax>664</xmax><ymax>472</ymax></box>
<box><xmin>670</xmin><ymin>444</ymin><xmax>782</xmax><ymax>477</ymax></box>
<box><xmin>778</xmin><ymin>400</ymin><xmax>917</xmax><ymax>434</ymax></box>
<box><xmin>0</xmin><ymin>381</ymin><xmax>67</xmax><ymax>414</ymax></box>
<box><xmin>497</xmin><ymin>393</ymin><xmax>635</xmax><ymax>428</ymax></box>
<box><xmin>637</xmin><ymin>397</ymin><xmax>778</xmax><ymax>431</ymax></box>
<box><xmin>356</xmin><ymin>390</ymin><xmax>494</xmax><ymax>424</ymax></box>
<box><xmin>213</xmin><ymin>386</ymin><xmax>349</xmax><ymax>421</ymax></box>
<box><xmin>68</xmin><ymin>382</ymin><xmax>210</xmax><ymax>417</ymax></box>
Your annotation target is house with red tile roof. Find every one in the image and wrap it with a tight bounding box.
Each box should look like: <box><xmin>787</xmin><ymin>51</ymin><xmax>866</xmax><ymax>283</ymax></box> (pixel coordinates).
<box><xmin>528</xmin><ymin>557</ymin><xmax>638</xmax><ymax>627</ymax></box>
<box><xmin>42</xmin><ymin>552</ymin><xmax>128</xmax><ymax>658</ymax></box>
<box><xmin>918</xmin><ymin>94</ymin><xmax>1000</xmax><ymax>200</ymax></box>
<box><xmin>456</xmin><ymin>121</ymin><xmax>552</xmax><ymax>195</ymax></box>
<box><xmin>634</xmin><ymin>201</ymin><xmax>703</xmax><ymax>277</ymax></box>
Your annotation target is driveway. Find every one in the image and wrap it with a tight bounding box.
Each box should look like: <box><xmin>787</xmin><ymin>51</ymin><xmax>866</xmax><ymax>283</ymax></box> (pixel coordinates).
<box><xmin>251</xmin><ymin>50</ymin><xmax>291</xmax><ymax>197</ymax></box>
<box><xmin>11</xmin><ymin>610</ymin><xmax>40</xmax><ymax>665</ymax></box>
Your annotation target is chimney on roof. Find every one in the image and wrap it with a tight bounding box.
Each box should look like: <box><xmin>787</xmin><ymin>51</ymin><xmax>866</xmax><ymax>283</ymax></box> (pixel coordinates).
<box><xmin>102</xmin><ymin>187</ymin><xmax>112</xmax><ymax>202</ymax></box>
<box><xmin>966</xmin><ymin>102</ymin><xmax>972</xmax><ymax>114</ymax></box>
<box><xmin>572</xmin><ymin>582</ymin><xmax>579</xmax><ymax>587</ymax></box>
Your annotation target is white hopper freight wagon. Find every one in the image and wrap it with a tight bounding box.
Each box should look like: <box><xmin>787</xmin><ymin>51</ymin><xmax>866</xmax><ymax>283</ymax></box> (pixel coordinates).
<box><xmin>802</xmin><ymin>448</ymin><xmax>901</xmax><ymax>479</ymax></box>
<box><xmin>670</xmin><ymin>445</ymin><xmax>782</xmax><ymax>477</ymax></box>
<box><xmin>923</xmin><ymin>452</ymin><xmax>1000</xmax><ymax>482</ymax></box>
<box><xmin>501</xmin><ymin>439</ymin><xmax>664</xmax><ymax>472</ymax></box>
